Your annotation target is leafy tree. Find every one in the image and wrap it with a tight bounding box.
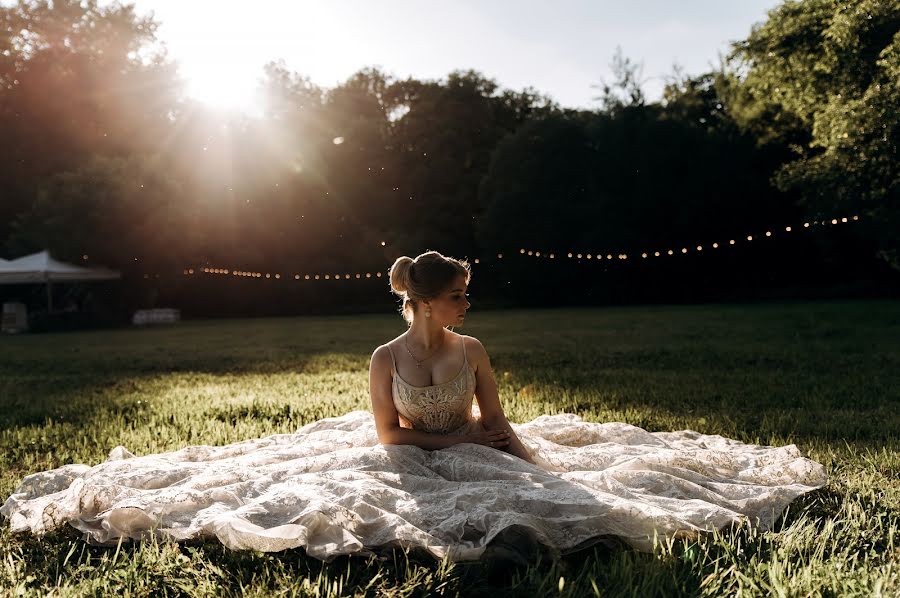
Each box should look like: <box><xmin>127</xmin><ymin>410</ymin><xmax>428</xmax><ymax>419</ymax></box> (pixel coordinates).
<box><xmin>374</xmin><ymin>69</ymin><xmax>557</xmax><ymax>256</ymax></box>
<box><xmin>592</xmin><ymin>45</ymin><xmax>647</xmax><ymax>113</ymax></box>
<box><xmin>725</xmin><ymin>0</ymin><xmax>900</xmax><ymax>268</ymax></box>
<box><xmin>0</xmin><ymin>0</ymin><xmax>181</xmax><ymax>241</ymax></box>
<box><xmin>6</xmin><ymin>155</ymin><xmax>194</xmax><ymax>275</ymax></box>
<box><xmin>476</xmin><ymin>50</ymin><xmax>810</xmax><ymax>285</ymax></box>
<box><xmin>478</xmin><ymin>114</ymin><xmax>597</xmax><ymax>254</ymax></box>
<box><xmin>660</xmin><ymin>68</ymin><xmax>732</xmax><ymax>135</ymax></box>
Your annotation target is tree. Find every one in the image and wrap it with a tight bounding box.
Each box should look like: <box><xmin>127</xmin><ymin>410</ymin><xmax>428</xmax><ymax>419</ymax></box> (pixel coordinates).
<box><xmin>478</xmin><ymin>114</ymin><xmax>597</xmax><ymax>254</ymax></box>
<box><xmin>592</xmin><ymin>46</ymin><xmax>647</xmax><ymax>114</ymax></box>
<box><xmin>725</xmin><ymin>0</ymin><xmax>900</xmax><ymax>268</ymax></box>
<box><xmin>6</xmin><ymin>155</ymin><xmax>193</xmax><ymax>275</ymax></box>
<box><xmin>376</xmin><ymin>69</ymin><xmax>558</xmax><ymax>256</ymax></box>
<box><xmin>0</xmin><ymin>0</ymin><xmax>181</xmax><ymax>241</ymax></box>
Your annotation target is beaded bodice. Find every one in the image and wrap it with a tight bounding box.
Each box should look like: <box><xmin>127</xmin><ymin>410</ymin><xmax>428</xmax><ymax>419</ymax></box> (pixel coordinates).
<box><xmin>388</xmin><ymin>335</ymin><xmax>477</xmax><ymax>435</ymax></box>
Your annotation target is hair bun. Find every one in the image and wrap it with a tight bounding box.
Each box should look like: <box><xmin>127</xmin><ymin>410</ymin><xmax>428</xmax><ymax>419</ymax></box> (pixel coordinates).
<box><xmin>389</xmin><ymin>256</ymin><xmax>415</xmax><ymax>294</ymax></box>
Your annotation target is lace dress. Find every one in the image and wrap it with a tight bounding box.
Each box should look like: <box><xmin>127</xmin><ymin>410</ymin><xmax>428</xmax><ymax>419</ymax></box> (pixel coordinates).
<box><xmin>389</xmin><ymin>335</ymin><xmax>481</xmax><ymax>437</ymax></box>
<box><xmin>2</xmin><ymin>336</ymin><xmax>827</xmax><ymax>562</ymax></box>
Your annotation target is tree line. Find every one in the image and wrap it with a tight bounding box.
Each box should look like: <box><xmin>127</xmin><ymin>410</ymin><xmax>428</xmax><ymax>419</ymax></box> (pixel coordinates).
<box><xmin>1</xmin><ymin>0</ymin><xmax>897</xmax><ymax>317</ymax></box>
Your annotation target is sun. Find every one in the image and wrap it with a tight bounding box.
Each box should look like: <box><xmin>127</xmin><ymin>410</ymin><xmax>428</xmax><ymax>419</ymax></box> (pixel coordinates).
<box><xmin>183</xmin><ymin>65</ymin><xmax>263</xmax><ymax>115</ymax></box>
<box><xmin>156</xmin><ymin>3</ymin><xmax>270</xmax><ymax>116</ymax></box>
<box><xmin>151</xmin><ymin>2</ymin><xmax>349</xmax><ymax>116</ymax></box>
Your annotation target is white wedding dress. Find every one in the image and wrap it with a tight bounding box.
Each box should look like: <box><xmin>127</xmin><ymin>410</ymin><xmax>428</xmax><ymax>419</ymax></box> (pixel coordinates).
<box><xmin>2</xmin><ymin>338</ymin><xmax>827</xmax><ymax>562</ymax></box>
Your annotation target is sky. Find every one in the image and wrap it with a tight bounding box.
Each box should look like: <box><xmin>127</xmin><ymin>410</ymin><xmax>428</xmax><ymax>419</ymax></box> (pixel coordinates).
<box><xmin>129</xmin><ymin>0</ymin><xmax>784</xmax><ymax>111</ymax></box>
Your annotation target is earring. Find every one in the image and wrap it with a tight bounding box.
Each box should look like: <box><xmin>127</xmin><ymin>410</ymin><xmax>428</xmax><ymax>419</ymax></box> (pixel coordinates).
<box><xmin>425</xmin><ymin>308</ymin><xmax>431</xmax><ymax>318</ymax></box>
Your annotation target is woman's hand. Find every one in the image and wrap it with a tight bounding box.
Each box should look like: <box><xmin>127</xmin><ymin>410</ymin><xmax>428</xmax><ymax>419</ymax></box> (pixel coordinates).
<box><xmin>465</xmin><ymin>428</ymin><xmax>511</xmax><ymax>449</ymax></box>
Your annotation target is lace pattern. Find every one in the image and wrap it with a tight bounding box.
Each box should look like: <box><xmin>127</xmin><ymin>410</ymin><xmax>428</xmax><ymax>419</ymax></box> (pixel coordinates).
<box><xmin>392</xmin><ymin>366</ymin><xmax>477</xmax><ymax>435</ymax></box>
<box><xmin>1</xmin><ymin>409</ymin><xmax>828</xmax><ymax>562</ymax></box>
<box><xmin>389</xmin><ymin>337</ymin><xmax>478</xmax><ymax>435</ymax></box>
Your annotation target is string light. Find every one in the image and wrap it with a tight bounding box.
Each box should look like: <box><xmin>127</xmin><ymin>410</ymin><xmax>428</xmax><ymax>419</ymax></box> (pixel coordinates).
<box><xmin>179</xmin><ymin>214</ymin><xmax>860</xmax><ymax>283</ymax></box>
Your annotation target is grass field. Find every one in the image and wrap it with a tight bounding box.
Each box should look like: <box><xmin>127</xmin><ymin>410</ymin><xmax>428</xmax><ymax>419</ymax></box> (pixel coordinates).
<box><xmin>1</xmin><ymin>300</ymin><xmax>898</xmax><ymax>597</ymax></box>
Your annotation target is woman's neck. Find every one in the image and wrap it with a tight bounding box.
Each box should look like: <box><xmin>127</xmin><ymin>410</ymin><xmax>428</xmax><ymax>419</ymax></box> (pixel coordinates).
<box><xmin>406</xmin><ymin>323</ymin><xmax>448</xmax><ymax>350</ymax></box>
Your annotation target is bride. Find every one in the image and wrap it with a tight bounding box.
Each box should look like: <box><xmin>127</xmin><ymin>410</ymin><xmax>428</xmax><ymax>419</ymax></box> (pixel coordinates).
<box><xmin>2</xmin><ymin>250</ymin><xmax>827</xmax><ymax>562</ymax></box>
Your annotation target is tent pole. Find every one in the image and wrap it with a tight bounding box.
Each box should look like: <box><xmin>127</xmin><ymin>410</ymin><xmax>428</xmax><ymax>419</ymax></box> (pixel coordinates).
<box><xmin>47</xmin><ymin>278</ymin><xmax>53</xmax><ymax>313</ymax></box>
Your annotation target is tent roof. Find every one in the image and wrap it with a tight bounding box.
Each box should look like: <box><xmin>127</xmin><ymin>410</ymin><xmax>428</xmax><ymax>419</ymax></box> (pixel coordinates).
<box><xmin>0</xmin><ymin>251</ymin><xmax>121</xmax><ymax>283</ymax></box>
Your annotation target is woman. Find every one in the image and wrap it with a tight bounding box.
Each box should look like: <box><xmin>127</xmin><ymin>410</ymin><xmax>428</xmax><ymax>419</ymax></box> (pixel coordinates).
<box><xmin>371</xmin><ymin>251</ymin><xmax>532</xmax><ymax>462</ymax></box>
<box><xmin>2</xmin><ymin>250</ymin><xmax>827</xmax><ymax>562</ymax></box>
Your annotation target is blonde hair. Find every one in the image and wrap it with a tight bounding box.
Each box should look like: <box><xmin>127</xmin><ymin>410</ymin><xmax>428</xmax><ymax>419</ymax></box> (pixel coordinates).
<box><xmin>389</xmin><ymin>250</ymin><xmax>471</xmax><ymax>324</ymax></box>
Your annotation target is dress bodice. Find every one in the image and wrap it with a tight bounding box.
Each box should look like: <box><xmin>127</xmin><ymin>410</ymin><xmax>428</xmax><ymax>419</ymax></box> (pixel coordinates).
<box><xmin>388</xmin><ymin>335</ymin><xmax>477</xmax><ymax>435</ymax></box>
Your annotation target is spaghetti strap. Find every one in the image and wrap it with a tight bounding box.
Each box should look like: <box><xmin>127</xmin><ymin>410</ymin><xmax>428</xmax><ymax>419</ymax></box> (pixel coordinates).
<box><xmin>386</xmin><ymin>344</ymin><xmax>397</xmax><ymax>376</ymax></box>
<box><xmin>461</xmin><ymin>335</ymin><xmax>467</xmax><ymax>364</ymax></box>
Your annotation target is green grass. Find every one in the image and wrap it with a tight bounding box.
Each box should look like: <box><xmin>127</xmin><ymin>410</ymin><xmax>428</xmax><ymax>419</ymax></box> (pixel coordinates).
<box><xmin>1</xmin><ymin>300</ymin><xmax>898</xmax><ymax>597</ymax></box>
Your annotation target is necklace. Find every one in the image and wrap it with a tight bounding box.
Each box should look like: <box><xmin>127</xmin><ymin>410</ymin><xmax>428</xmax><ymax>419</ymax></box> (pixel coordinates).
<box><xmin>404</xmin><ymin>332</ymin><xmax>444</xmax><ymax>368</ymax></box>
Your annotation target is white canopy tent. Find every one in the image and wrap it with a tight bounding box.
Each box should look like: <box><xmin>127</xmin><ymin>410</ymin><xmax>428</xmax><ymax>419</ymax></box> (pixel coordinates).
<box><xmin>0</xmin><ymin>250</ymin><xmax>121</xmax><ymax>312</ymax></box>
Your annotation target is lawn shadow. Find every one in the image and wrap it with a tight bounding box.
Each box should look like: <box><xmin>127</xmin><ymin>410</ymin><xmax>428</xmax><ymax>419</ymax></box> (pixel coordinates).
<box><xmin>0</xmin><ymin>353</ymin><xmax>332</xmax><ymax>433</ymax></box>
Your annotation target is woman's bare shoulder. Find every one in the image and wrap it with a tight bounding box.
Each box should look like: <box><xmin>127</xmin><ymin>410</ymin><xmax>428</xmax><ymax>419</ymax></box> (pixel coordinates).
<box><xmin>373</xmin><ymin>333</ymin><xmax>405</xmax><ymax>353</ymax></box>
<box><xmin>456</xmin><ymin>331</ymin><xmax>482</xmax><ymax>344</ymax></box>
<box><xmin>370</xmin><ymin>343</ymin><xmax>394</xmax><ymax>368</ymax></box>
<box><xmin>458</xmin><ymin>333</ymin><xmax>488</xmax><ymax>360</ymax></box>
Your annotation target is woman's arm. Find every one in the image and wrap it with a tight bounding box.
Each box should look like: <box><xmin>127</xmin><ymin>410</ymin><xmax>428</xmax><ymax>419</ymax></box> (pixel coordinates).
<box><xmin>480</xmin><ymin>415</ymin><xmax>533</xmax><ymax>463</ymax></box>
<box><xmin>467</xmin><ymin>338</ymin><xmax>536</xmax><ymax>464</ymax></box>
<box><xmin>379</xmin><ymin>424</ymin><xmax>507</xmax><ymax>450</ymax></box>
<box><xmin>369</xmin><ymin>345</ymin><xmax>510</xmax><ymax>451</ymax></box>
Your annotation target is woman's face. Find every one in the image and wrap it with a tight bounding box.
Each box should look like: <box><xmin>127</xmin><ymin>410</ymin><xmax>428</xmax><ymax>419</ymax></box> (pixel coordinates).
<box><xmin>423</xmin><ymin>274</ymin><xmax>470</xmax><ymax>326</ymax></box>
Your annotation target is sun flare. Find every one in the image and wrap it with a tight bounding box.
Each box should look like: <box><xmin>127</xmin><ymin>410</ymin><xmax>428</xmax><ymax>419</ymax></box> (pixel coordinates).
<box><xmin>184</xmin><ymin>66</ymin><xmax>262</xmax><ymax>114</ymax></box>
